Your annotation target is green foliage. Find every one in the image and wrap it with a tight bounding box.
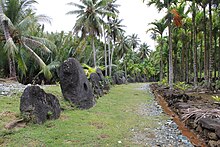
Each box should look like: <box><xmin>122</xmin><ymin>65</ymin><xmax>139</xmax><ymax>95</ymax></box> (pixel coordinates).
<box><xmin>212</xmin><ymin>96</ymin><xmax>220</xmax><ymax>102</ymax></box>
<box><xmin>82</xmin><ymin>63</ymin><xmax>96</xmax><ymax>78</ymax></box>
<box><xmin>174</xmin><ymin>82</ymin><xmax>191</xmax><ymax>93</ymax></box>
<box><xmin>159</xmin><ymin>77</ymin><xmax>168</xmax><ymax>86</ymax></box>
<box><xmin>215</xmin><ymin>80</ymin><xmax>220</xmax><ymax>90</ymax></box>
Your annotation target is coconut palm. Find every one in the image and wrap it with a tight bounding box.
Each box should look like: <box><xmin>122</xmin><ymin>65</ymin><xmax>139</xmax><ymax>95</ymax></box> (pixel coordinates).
<box><xmin>107</xmin><ymin>18</ymin><xmax>125</xmax><ymax>76</ymax></box>
<box><xmin>0</xmin><ymin>0</ymin><xmax>52</xmax><ymax>80</ymax></box>
<box><xmin>148</xmin><ymin>18</ymin><xmax>167</xmax><ymax>81</ymax></box>
<box><xmin>128</xmin><ymin>33</ymin><xmax>140</xmax><ymax>51</ymax></box>
<box><xmin>138</xmin><ymin>43</ymin><xmax>151</xmax><ymax>61</ymax></box>
<box><xmin>67</xmin><ymin>0</ymin><xmax>110</xmax><ymax>68</ymax></box>
<box><xmin>116</xmin><ymin>34</ymin><xmax>131</xmax><ymax>59</ymax></box>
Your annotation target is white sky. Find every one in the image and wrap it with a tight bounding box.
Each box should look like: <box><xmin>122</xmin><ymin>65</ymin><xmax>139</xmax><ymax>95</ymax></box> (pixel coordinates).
<box><xmin>35</xmin><ymin>0</ymin><xmax>165</xmax><ymax>49</ymax></box>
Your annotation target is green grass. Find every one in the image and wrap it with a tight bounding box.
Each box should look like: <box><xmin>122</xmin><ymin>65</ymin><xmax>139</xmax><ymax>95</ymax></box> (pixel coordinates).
<box><xmin>0</xmin><ymin>83</ymin><xmax>165</xmax><ymax>146</ymax></box>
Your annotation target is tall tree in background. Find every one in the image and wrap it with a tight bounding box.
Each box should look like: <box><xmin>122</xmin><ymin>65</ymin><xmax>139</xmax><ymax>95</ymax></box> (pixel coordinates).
<box><xmin>128</xmin><ymin>33</ymin><xmax>140</xmax><ymax>51</ymax></box>
<box><xmin>147</xmin><ymin>0</ymin><xmax>177</xmax><ymax>89</ymax></box>
<box><xmin>104</xmin><ymin>0</ymin><xmax>120</xmax><ymax>76</ymax></box>
<box><xmin>107</xmin><ymin>18</ymin><xmax>125</xmax><ymax>76</ymax></box>
<box><xmin>148</xmin><ymin>18</ymin><xmax>167</xmax><ymax>81</ymax></box>
<box><xmin>67</xmin><ymin>0</ymin><xmax>110</xmax><ymax>67</ymax></box>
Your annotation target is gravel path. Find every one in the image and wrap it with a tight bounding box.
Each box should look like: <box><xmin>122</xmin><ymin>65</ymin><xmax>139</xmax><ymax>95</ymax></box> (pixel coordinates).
<box><xmin>132</xmin><ymin>84</ymin><xmax>194</xmax><ymax>147</ymax></box>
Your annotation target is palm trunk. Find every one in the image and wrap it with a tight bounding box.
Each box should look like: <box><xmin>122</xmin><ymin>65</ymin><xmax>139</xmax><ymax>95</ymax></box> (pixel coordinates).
<box><xmin>219</xmin><ymin>32</ymin><xmax>220</xmax><ymax>79</ymax></box>
<box><xmin>192</xmin><ymin>0</ymin><xmax>198</xmax><ymax>88</ymax></box>
<box><xmin>168</xmin><ymin>11</ymin><xmax>173</xmax><ymax>89</ymax></box>
<box><xmin>200</xmin><ymin>39</ymin><xmax>203</xmax><ymax>80</ymax></box>
<box><xmin>159</xmin><ymin>37</ymin><xmax>163</xmax><ymax>81</ymax></box>
<box><xmin>124</xmin><ymin>63</ymin><xmax>127</xmax><ymax>79</ymax></box>
<box><xmin>110</xmin><ymin>44</ymin><xmax>115</xmax><ymax>77</ymax></box>
<box><xmin>186</xmin><ymin>43</ymin><xmax>189</xmax><ymax>83</ymax></box>
<box><xmin>91</xmin><ymin>36</ymin><xmax>97</xmax><ymax>68</ymax></box>
<box><xmin>208</xmin><ymin>1</ymin><xmax>213</xmax><ymax>89</ymax></box>
<box><xmin>108</xmin><ymin>37</ymin><xmax>111</xmax><ymax>77</ymax></box>
<box><xmin>104</xmin><ymin>31</ymin><xmax>107</xmax><ymax>76</ymax></box>
<box><xmin>203</xmin><ymin>5</ymin><xmax>208</xmax><ymax>86</ymax></box>
<box><xmin>214</xmin><ymin>33</ymin><xmax>217</xmax><ymax>80</ymax></box>
<box><xmin>181</xmin><ymin>45</ymin><xmax>185</xmax><ymax>81</ymax></box>
<box><xmin>0</xmin><ymin>6</ymin><xmax>16</xmax><ymax>79</ymax></box>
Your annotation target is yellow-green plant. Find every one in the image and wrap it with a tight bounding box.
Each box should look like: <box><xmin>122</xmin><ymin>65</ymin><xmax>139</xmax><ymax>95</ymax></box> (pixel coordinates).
<box><xmin>82</xmin><ymin>64</ymin><xmax>96</xmax><ymax>78</ymax></box>
<box><xmin>212</xmin><ymin>96</ymin><xmax>220</xmax><ymax>102</ymax></box>
<box><xmin>159</xmin><ymin>77</ymin><xmax>168</xmax><ymax>86</ymax></box>
<box><xmin>174</xmin><ymin>82</ymin><xmax>191</xmax><ymax>93</ymax></box>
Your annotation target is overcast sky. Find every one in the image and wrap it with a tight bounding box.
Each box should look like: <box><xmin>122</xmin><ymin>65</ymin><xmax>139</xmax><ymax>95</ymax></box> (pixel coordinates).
<box><xmin>35</xmin><ymin>0</ymin><xmax>165</xmax><ymax>49</ymax></box>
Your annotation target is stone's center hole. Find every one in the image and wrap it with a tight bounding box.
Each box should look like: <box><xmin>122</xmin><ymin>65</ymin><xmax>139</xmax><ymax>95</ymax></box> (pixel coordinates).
<box><xmin>84</xmin><ymin>83</ymin><xmax>88</xmax><ymax>91</ymax></box>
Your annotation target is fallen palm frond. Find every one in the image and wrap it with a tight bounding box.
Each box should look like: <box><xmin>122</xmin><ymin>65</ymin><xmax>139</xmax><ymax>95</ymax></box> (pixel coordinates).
<box><xmin>182</xmin><ymin>108</ymin><xmax>220</xmax><ymax>122</ymax></box>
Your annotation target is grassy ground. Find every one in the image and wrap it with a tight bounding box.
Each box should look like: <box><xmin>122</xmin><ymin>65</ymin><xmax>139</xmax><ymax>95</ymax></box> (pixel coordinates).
<box><xmin>0</xmin><ymin>83</ymin><xmax>162</xmax><ymax>146</ymax></box>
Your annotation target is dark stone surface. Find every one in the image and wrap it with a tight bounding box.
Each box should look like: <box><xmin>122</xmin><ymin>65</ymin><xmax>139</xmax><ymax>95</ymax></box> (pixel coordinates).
<box><xmin>96</xmin><ymin>68</ymin><xmax>110</xmax><ymax>93</ymax></box>
<box><xmin>198</xmin><ymin>118</ymin><xmax>220</xmax><ymax>132</ymax></box>
<box><xmin>127</xmin><ymin>76</ymin><xmax>135</xmax><ymax>83</ymax></box>
<box><xmin>90</xmin><ymin>72</ymin><xmax>103</xmax><ymax>98</ymax></box>
<box><xmin>59</xmin><ymin>58</ymin><xmax>95</xmax><ymax>109</ymax></box>
<box><xmin>20</xmin><ymin>86</ymin><xmax>61</xmax><ymax>124</ymax></box>
<box><xmin>113</xmin><ymin>72</ymin><xmax>126</xmax><ymax>85</ymax></box>
<box><xmin>96</xmin><ymin>68</ymin><xmax>104</xmax><ymax>81</ymax></box>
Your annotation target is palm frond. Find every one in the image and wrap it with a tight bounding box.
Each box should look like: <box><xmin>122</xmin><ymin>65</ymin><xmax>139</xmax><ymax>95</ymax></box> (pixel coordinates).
<box><xmin>21</xmin><ymin>36</ymin><xmax>51</xmax><ymax>53</ymax></box>
<box><xmin>66</xmin><ymin>2</ymin><xmax>85</xmax><ymax>9</ymax></box>
<box><xmin>4</xmin><ymin>38</ymin><xmax>18</xmax><ymax>56</ymax></box>
<box><xmin>22</xmin><ymin>42</ymin><xmax>52</xmax><ymax>79</ymax></box>
<box><xmin>29</xmin><ymin>36</ymin><xmax>57</xmax><ymax>51</ymax></box>
<box><xmin>16</xmin><ymin>52</ymin><xmax>27</xmax><ymax>75</ymax></box>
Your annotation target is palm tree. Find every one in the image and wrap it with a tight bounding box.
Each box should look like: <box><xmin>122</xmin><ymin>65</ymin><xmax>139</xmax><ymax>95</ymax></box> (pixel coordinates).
<box><xmin>116</xmin><ymin>34</ymin><xmax>131</xmax><ymax>78</ymax></box>
<box><xmin>116</xmin><ymin>34</ymin><xmax>131</xmax><ymax>59</ymax></box>
<box><xmin>107</xmin><ymin>18</ymin><xmax>125</xmax><ymax>76</ymax></box>
<box><xmin>139</xmin><ymin>43</ymin><xmax>151</xmax><ymax>61</ymax></box>
<box><xmin>0</xmin><ymin>0</ymin><xmax>52</xmax><ymax>80</ymax></box>
<box><xmin>128</xmin><ymin>33</ymin><xmax>140</xmax><ymax>51</ymax></box>
<box><xmin>67</xmin><ymin>0</ymin><xmax>109</xmax><ymax>68</ymax></box>
<box><xmin>146</xmin><ymin>0</ymin><xmax>177</xmax><ymax>89</ymax></box>
<box><xmin>148</xmin><ymin>18</ymin><xmax>167</xmax><ymax>81</ymax></box>
<box><xmin>102</xmin><ymin>0</ymin><xmax>119</xmax><ymax>76</ymax></box>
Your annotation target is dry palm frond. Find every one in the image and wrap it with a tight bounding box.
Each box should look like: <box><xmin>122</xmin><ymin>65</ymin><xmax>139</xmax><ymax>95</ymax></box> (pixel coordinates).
<box><xmin>182</xmin><ymin>108</ymin><xmax>220</xmax><ymax>122</ymax></box>
<box><xmin>171</xmin><ymin>9</ymin><xmax>182</xmax><ymax>27</ymax></box>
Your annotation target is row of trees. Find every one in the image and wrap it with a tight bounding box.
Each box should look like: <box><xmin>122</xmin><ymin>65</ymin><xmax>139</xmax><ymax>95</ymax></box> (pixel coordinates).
<box><xmin>146</xmin><ymin>0</ymin><xmax>220</xmax><ymax>90</ymax></box>
<box><xmin>0</xmin><ymin>0</ymin><xmax>157</xmax><ymax>84</ymax></box>
<box><xmin>2</xmin><ymin>0</ymin><xmax>219</xmax><ymax>90</ymax></box>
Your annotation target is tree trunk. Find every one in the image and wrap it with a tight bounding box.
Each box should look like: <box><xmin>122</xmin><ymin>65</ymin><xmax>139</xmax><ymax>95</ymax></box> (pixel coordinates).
<box><xmin>104</xmin><ymin>31</ymin><xmax>107</xmax><ymax>76</ymax></box>
<box><xmin>173</xmin><ymin>45</ymin><xmax>177</xmax><ymax>83</ymax></box>
<box><xmin>186</xmin><ymin>42</ymin><xmax>189</xmax><ymax>83</ymax></box>
<box><xmin>110</xmin><ymin>44</ymin><xmax>115</xmax><ymax>77</ymax></box>
<box><xmin>199</xmin><ymin>39</ymin><xmax>203</xmax><ymax>80</ymax></box>
<box><xmin>92</xmin><ymin>36</ymin><xmax>97</xmax><ymax>68</ymax></box>
<box><xmin>219</xmin><ymin>32</ymin><xmax>220</xmax><ymax>79</ymax></box>
<box><xmin>214</xmin><ymin>33</ymin><xmax>217</xmax><ymax>80</ymax></box>
<box><xmin>203</xmin><ymin>5</ymin><xmax>208</xmax><ymax>86</ymax></box>
<box><xmin>168</xmin><ymin>8</ymin><xmax>173</xmax><ymax>89</ymax></box>
<box><xmin>159</xmin><ymin>36</ymin><xmax>163</xmax><ymax>81</ymax></box>
<box><xmin>108</xmin><ymin>37</ymin><xmax>111</xmax><ymax>77</ymax></box>
<box><xmin>181</xmin><ymin>45</ymin><xmax>185</xmax><ymax>82</ymax></box>
<box><xmin>192</xmin><ymin>0</ymin><xmax>198</xmax><ymax>88</ymax></box>
<box><xmin>0</xmin><ymin>6</ymin><xmax>17</xmax><ymax>79</ymax></box>
<box><xmin>208</xmin><ymin>1</ymin><xmax>213</xmax><ymax>89</ymax></box>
